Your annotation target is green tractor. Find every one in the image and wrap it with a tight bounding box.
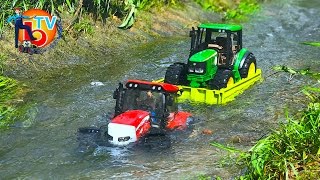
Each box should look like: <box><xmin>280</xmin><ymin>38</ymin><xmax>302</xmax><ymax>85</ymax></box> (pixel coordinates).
<box><xmin>164</xmin><ymin>23</ymin><xmax>257</xmax><ymax>90</ymax></box>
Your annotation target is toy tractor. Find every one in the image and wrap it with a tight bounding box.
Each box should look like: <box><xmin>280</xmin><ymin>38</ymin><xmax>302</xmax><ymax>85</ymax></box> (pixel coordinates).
<box><xmin>164</xmin><ymin>23</ymin><xmax>257</xmax><ymax>90</ymax></box>
<box><xmin>78</xmin><ymin>80</ymin><xmax>193</xmax><ymax>148</ymax></box>
<box><xmin>107</xmin><ymin>79</ymin><xmax>192</xmax><ymax>146</ymax></box>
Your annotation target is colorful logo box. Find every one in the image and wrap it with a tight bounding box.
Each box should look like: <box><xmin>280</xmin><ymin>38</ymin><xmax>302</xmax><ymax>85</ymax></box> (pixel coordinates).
<box><xmin>19</xmin><ymin>9</ymin><xmax>60</xmax><ymax>48</ymax></box>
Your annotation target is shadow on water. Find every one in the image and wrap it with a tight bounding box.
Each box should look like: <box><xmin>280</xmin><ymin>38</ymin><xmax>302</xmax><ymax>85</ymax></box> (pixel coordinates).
<box><xmin>1</xmin><ymin>0</ymin><xmax>320</xmax><ymax>179</ymax></box>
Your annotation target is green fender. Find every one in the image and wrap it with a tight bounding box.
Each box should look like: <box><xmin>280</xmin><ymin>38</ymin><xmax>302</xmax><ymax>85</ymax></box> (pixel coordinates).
<box><xmin>233</xmin><ymin>48</ymin><xmax>251</xmax><ymax>82</ymax></box>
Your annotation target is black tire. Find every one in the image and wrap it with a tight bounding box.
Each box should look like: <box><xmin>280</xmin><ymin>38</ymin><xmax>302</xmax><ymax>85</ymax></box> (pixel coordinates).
<box><xmin>27</xmin><ymin>48</ymin><xmax>34</xmax><ymax>55</ymax></box>
<box><xmin>208</xmin><ymin>69</ymin><xmax>234</xmax><ymax>90</ymax></box>
<box><xmin>239</xmin><ymin>53</ymin><xmax>257</xmax><ymax>78</ymax></box>
<box><xmin>77</xmin><ymin>127</ymin><xmax>102</xmax><ymax>153</ymax></box>
<box><xmin>164</xmin><ymin>63</ymin><xmax>187</xmax><ymax>85</ymax></box>
<box><xmin>18</xmin><ymin>45</ymin><xmax>24</xmax><ymax>52</ymax></box>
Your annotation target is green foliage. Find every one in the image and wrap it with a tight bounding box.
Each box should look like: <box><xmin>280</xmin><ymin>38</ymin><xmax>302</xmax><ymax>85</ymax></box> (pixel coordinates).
<box><xmin>211</xmin><ymin>141</ymin><xmax>242</xmax><ymax>153</ymax></box>
<box><xmin>0</xmin><ymin>0</ymin><xmax>182</xmax><ymax>33</ymax></box>
<box><xmin>118</xmin><ymin>0</ymin><xmax>181</xmax><ymax>29</ymax></box>
<box><xmin>301</xmin><ymin>41</ymin><xmax>320</xmax><ymax>47</ymax></box>
<box><xmin>193</xmin><ymin>0</ymin><xmax>231</xmax><ymax>12</ymax></box>
<box><xmin>225</xmin><ymin>0</ymin><xmax>259</xmax><ymax>20</ymax></box>
<box><xmin>273</xmin><ymin>65</ymin><xmax>320</xmax><ymax>79</ymax></box>
<box><xmin>73</xmin><ymin>19</ymin><xmax>94</xmax><ymax>36</ymax></box>
<box><xmin>239</xmin><ymin>101</ymin><xmax>320</xmax><ymax>179</ymax></box>
<box><xmin>193</xmin><ymin>0</ymin><xmax>260</xmax><ymax>20</ymax></box>
<box><xmin>0</xmin><ymin>75</ymin><xmax>19</xmax><ymax>128</ymax></box>
<box><xmin>235</xmin><ymin>67</ymin><xmax>320</xmax><ymax>179</ymax></box>
<box><xmin>210</xmin><ymin>67</ymin><xmax>320</xmax><ymax>179</ymax></box>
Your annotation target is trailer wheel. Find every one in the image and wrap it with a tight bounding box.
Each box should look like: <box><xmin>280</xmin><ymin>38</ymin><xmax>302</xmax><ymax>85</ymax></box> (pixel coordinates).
<box><xmin>164</xmin><ymin>63</ymin><xmax>188</xmax><ymax>85</ymax></box>
<box><xmin>208</xmin><ymin>69</ymin><xmax>234</xmax><ymax>90</ymax></box>
<box><xmin>239</xmin><ymin>53</ymin><xmax>256</xmax><ymax>78</ymax></box>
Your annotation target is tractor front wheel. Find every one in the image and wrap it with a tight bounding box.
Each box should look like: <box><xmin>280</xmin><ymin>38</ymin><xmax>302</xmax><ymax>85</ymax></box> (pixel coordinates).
<box><xmin>27</xmin><ymin>48</ymin><xmax>34</xmax><ymax>55</ymax></box>
<box><xmin>18</xmin><ymin>45</ymin><xmax>24</xmax><ymax>53</ymax></box>
<box><xmin>239</xmin><ymin>53</ymin><xmax>257</xmax><ymax>78</ymax></box>
<box><xmin>164</xmin><ymin>63</ymin><xmax>188</xmax><ymax>85</ymax></box>
<box><xmin>208</xmin><ymin>69</ymin><xmax>234</xmax><ymax>90</ymax></box>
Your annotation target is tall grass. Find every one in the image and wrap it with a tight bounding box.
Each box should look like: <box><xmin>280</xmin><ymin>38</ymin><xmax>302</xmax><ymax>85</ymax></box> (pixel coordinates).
<box><xmin>0</xmin><ymin>75</ymin><xmax>19</xmax><ymax>128</ymax></box>
<box><xmin>193</xmin><ymin>0</ymin><xmax>260</xmax><ymax>20</ymax></box>
<box><xmin>0</xmin><ymin>0</ymin><xmax>182</xmax><ymax>34</ymax></box>
<box><xmin>210</xmin><ymin>67</ymin><xmax>320</xmax><ymax>179</ymax></box>
<box><xmin>237</xmin><ymin>67</ymin><xmax>320</xmax><ymax>179</ymax></box>
<box><xmin>239</xmin><ymin>101</ymin><xmax>320</xmax><ymax>179</ymax></box>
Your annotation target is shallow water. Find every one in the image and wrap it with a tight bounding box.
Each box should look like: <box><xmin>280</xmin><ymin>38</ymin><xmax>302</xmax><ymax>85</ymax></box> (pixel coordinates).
<box><xmin>1</xmin><ymin>0</ymin><xmax>320</xmax><ymax>179</ymax></box>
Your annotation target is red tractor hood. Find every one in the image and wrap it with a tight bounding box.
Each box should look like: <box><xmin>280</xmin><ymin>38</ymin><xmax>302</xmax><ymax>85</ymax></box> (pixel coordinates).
<box><xmin>111</xmin><ymin>110</ymin><xmax>150</xmax><ymax>128</ymax></box>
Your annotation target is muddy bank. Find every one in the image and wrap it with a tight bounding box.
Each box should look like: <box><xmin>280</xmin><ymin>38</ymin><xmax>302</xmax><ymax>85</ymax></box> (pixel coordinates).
<box><xmin>1</xmin><ymin>2</ymin><xmax>222</xmax><ymax>80</ymax></box>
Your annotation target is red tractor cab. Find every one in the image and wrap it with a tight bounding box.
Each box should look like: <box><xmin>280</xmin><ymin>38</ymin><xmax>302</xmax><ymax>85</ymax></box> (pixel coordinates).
<box><xmin>107</xmin><ymin>79</ymin><xmax>192</xmax><ymax>146</ymax></box>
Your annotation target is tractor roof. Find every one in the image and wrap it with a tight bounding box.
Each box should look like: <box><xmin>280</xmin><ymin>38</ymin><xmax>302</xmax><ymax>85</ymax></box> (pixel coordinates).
<box><xmin>199</xmin><ymin>23</ymin><xmax>242</xmax><ymax>32</ymax></box>
<box><xmin>126</xmin><ymin>79</ymin><xmax>180</xmax><ymax>93</ymax></box>
<box><xmin>189</xmin><ymin>49</ymin><xmax>217</xmax><ymax>62</ymax></box>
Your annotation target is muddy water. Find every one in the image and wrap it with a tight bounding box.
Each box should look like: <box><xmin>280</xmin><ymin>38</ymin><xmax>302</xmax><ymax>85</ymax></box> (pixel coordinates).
<box><xmin>1</xmin><ymin>0</ymin><xmax>320</xmax><ymax>179</ymax></box>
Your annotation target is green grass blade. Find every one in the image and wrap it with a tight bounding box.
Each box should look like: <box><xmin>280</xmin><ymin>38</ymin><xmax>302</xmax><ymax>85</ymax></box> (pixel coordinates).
<box><xmin>210</xmin><ymin>141</ymin><xmax>242</xmax><ymax>153</ymax></box>
<box><xmin>301</xmin><ymin>41</ymin><xmax>320</xmax><ymax>47</ymax></box>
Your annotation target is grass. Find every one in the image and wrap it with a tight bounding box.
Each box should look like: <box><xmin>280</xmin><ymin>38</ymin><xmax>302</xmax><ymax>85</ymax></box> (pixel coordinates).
<box><xmin>0</xmin><ymin>75</ymin><xmax>20</xmax><ymax>128</ymax></box>
<box><xmin>193</xmin><ymin>0</ymin><xmax>261</xmax><ymax>21</ymax></box>
<box><xmin>0</xmin><ymin>0</ymin><xmax>183</xmax><ymax>35</ymax></box>
<box><xmin>208</xmin><ymin>67</ymin><xmax>320</xmax><ymax>179</ymax></box>
<box><xmin>301</xmin><ymin>41</ymin><xmax>320</xmax><ymax>47</ymax></box>
<box><xmin>239</xmin><ymin>101</ymin><xmax>320</xmax><ymax>179</ymax></box>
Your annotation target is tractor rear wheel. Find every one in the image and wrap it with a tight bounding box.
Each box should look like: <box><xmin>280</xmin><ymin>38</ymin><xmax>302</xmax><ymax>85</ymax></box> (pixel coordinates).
<box><xmin>239</xmin><ymin>53</ymin><xmax>257</xmax><ymax>78</ymax></box>
<box><xmin>208</xmin><ymin>69</ymin><xmax>234</xmax><ymax>90</ymax></box>
<box><xmin>164</xmin><ymin>63</ymin><xmax>188</xmax><ymax>85</ymax></box>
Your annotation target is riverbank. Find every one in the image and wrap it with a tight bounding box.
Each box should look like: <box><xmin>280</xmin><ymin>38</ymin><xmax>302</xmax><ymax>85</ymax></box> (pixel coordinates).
<box><xmin>1</xmin><ymin>1</ymin><xmax>221</xmax><ymax>78</ymax></box>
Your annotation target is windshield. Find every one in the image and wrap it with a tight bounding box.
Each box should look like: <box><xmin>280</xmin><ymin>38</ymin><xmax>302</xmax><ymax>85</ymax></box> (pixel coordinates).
<box><xmin>122</xmin><ymin>89</ymin><xmax>165</xmax><ymax>113</ymax></box>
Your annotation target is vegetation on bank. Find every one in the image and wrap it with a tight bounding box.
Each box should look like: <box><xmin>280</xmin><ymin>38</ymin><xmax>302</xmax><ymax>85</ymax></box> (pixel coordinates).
<box><xmin>0</xmin><ymin>75</ymin><xmax>20</xmax><ymax>128</ymax></box>
<box><xmin>239</xmin><ymin>101</ymin><xmax>320</xmax><ymax>179</ymax></box>
<box><xmin>194</xmin><ymin>0</ymin><xmax>261</xmax><ymax>20</ymax></box>
<box><xmin>210</xmin><ymin>66</ymin><xmax>320</xmax><ymax>179</ymax></box>
<box><xmin>0</xmin><ymin>0</ymin><xmax>262</xmax><ymax>35</ymax></box>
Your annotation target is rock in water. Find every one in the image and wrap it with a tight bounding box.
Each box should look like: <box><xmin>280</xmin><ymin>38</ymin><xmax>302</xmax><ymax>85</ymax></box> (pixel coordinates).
<box><xmin>90</xmin><ymin>81</ymin><xmax>104</xmax><ymax>86</ymax></box>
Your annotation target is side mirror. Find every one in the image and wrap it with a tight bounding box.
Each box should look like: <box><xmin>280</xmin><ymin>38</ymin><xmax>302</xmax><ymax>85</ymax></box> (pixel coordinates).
<box><xmin>189</xmin><ymin>27</ymin><xmax>195</xmax><ymax>37</ymax></box>
<box><xmin>113</xmin><ymin>89</ymin><xmax>118</xmax><ymax>99</ymax></box>
<box><xmin>113</xmin><ymin>83</ymin><xmax>123</xmax><ymax>99</ymax></box>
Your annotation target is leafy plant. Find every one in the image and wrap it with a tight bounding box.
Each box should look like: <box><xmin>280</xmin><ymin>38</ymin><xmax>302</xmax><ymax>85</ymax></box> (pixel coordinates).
<box><xmin>301</xmin><ymin>41</ymin><xmax>320</xmax><ymax>47</ymax></box>
<box><xmin>193</xmin><ymin>0</ymin><xmax>260</xmax><ymax>20</ymax></box>
<box><xmin>0</xmin><ymin>75</ymin><xmax>18</xmax><ymax>128</ymax></box>
<box><xmin>225</xmin><ymin>0</ymin><xmax>259</xmax><ymax>20</ymax></box>
<box><xmin>73</xmin><ymin>19</ymin><xmax>94</xmax><ymax>36</ymax></box>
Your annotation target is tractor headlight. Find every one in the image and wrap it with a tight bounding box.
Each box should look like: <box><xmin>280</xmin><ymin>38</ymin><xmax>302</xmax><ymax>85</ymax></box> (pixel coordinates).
<box><xmin>195</xmin><ymin>68</ymin><xmax>204</xmax><ymax>74</ymax></box>
<box><xmin>188</xmin><ymin>67</ymin><xmax>194</xmax><ymax>73</ymax></box>
<box><xmin>118</xmin><ymin>136</ymin><xmax>130</xmax><ymax>142</ymax></box>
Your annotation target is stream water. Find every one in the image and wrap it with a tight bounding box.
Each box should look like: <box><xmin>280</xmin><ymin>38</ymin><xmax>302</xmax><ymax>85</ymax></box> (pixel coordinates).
<box><xmin>1</xmin><ymin>0</ymin><xmax>320</xmax><ymax>179</ymax></box>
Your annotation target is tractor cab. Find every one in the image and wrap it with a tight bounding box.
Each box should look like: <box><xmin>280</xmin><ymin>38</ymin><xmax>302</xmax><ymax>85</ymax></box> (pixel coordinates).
<box><xmin>113</xmin><ymin>80</ymin><xmax>179</xmax><ymax>120</ymax></box>
<box><xmin>189</xmin><ymin>23</ymin><xmax>242</xmax><ymax>68</ymax></box>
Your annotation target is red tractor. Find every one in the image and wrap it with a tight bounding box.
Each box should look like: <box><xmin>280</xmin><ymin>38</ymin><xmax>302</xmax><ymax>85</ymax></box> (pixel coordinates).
<box><xmin>78</xmin><ymin>80</ymin><xmax>193</xmax><ymax>148</ymax></box>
